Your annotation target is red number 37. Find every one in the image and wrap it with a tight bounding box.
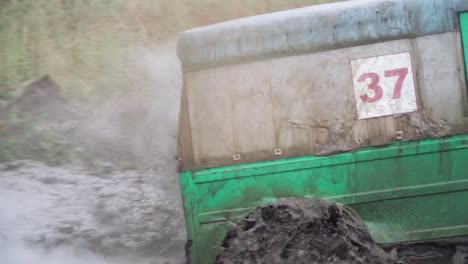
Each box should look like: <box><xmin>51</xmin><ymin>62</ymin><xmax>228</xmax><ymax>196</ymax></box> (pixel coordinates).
<box><xmin>358</xmin><ymin>68</ymin><xmax>409</xmax><ymax>103</ymax></box>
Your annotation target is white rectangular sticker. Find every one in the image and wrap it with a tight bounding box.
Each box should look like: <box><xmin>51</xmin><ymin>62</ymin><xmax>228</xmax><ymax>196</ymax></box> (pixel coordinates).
<box><xmin>351</xmin><ymin>52</ymin><xmax>417</xmax><ymax>119</ymax></box>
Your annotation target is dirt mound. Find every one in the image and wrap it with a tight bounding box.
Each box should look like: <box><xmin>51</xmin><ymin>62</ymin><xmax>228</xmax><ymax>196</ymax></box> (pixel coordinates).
<box><xmin>216</xmin><ymin>199</ymin><xmax>407</xmax><ymax>264</ymax></box>
<box><xmin>5</xmin><ymin>75</ymin><xmax>80</xmax><ymax>122</ymax></box>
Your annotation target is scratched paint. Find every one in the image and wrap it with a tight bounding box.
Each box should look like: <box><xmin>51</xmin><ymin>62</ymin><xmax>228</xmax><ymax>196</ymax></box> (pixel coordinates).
<box><xmin>351</xmin><ymin>52</ymin><xmax>417</xmax><ymax>119</ymax></box>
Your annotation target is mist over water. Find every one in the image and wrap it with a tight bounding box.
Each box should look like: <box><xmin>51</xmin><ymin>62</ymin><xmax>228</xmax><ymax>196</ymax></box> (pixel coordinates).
<box><xmin>1</xmin><ymin>243</ymin><xmax>109</xmax><ymax>264</ymax></box>
<box><xmin>0</xmin><ymin>39</ymin><xmax>185</xmax><ymax>264</ymax></box>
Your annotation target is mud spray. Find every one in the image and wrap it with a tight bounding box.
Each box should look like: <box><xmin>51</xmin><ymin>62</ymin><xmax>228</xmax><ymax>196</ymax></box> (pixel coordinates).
<box><xmin>0</xmin><ymin>40</ymin><xmax>185</xmax><ymax>264</ymax></box>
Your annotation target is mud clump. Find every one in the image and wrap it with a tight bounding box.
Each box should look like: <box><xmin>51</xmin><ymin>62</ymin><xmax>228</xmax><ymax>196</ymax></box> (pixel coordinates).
<box><xmin>216</xmin><ymin>199</ymin><xmax>407</xmax><ymax>264</ymax></box>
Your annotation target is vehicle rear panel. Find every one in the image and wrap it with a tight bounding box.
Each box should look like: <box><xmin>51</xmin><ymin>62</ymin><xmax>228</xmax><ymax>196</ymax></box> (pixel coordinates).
<box><xmin>180</xmin><ymin>136</ymin><xmax>468</xmax><ymax>263</ymax></box>
<box><xmin>177</xmin><ymin>1</ymin><xmax>468</xmax><ymax>263</ymax></box>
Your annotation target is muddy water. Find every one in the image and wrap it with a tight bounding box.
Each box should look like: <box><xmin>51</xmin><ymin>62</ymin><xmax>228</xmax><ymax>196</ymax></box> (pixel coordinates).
<box><xmin>0</xmin><ymin>160</ymin><xmax>186</xmax><ymax>264</ymax></box>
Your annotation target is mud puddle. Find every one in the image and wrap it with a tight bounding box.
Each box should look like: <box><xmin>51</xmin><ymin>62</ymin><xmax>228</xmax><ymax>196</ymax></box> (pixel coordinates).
<box><xmin>0</xmin><ymin>160</ymin><xmax>185</xmax><ymax>264</ymax></box>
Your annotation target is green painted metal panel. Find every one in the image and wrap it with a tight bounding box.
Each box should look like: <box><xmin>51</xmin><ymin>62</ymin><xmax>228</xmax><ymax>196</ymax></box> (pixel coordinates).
<box><xmin>179</xmin><ymin>135</ymin><xmax>468</xmax><ymax>264</ymax></box>
<box><xmin>461</xmin><ymin>12</ymin><xmax>468</xmax><ymax>84</ymax></box>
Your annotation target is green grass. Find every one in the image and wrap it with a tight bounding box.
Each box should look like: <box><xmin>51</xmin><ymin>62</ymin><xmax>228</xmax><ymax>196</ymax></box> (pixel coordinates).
<box><xmin>0</xmin><ymin>0</ymin><xmax>342</xmax><ymax>102</ymax></box>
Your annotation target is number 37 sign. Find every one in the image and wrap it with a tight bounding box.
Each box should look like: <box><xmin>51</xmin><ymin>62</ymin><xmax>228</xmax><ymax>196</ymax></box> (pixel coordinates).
<box><xmin>351</xmin><ymin>52</ymin><xmax>418</xmax><ymax>119</ymax></box>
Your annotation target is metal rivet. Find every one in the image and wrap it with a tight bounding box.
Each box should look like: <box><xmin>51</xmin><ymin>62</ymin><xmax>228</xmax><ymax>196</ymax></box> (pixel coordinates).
<box><xmin>396</xmin><ymin>131</ymin><xmax>404</xmax><ymax>140</ymax></box>
<box><xmin>274</xmin><ymin>149</ymin><xmax>282</xmax><ymax>155</ymax></box>
<box><xmin>233</xmin><ymin>154</ymin><xmax>241</xmax><ymax>161</ymax></box>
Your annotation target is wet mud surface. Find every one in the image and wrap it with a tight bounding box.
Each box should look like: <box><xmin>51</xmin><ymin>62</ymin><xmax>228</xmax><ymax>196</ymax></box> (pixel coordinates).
<box><xmin>216</xmin><ymin>199</ymin><xmax>407</xmax><ymax>264</ymax></box>
<box><xmin>0</xmin><ymin>160</ymin><xmax>186</xmax><ymax>264</ymax></box>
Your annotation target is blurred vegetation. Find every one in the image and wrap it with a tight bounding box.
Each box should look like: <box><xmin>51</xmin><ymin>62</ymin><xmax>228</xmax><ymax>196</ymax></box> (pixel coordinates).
<box><xmin>0</xmin><ymin>0</ymin><xmax>341</xmax><ymax>102</ymax></box>
<box><xmin>0</xmin><ymin>0</ymin><xmax>342</xmax><ymax>166</ymax></box>
<box><xmin>0</xmin><ymin>120</ymin><xmax>81</xmax><ymax>166</ymax></box>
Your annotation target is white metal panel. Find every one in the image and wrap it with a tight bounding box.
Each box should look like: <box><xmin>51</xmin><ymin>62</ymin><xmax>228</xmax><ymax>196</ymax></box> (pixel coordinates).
<box><xmin>351</xmin><ymin>52</ymin><xmax>418</xmax><ymax>119</ymax></box>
